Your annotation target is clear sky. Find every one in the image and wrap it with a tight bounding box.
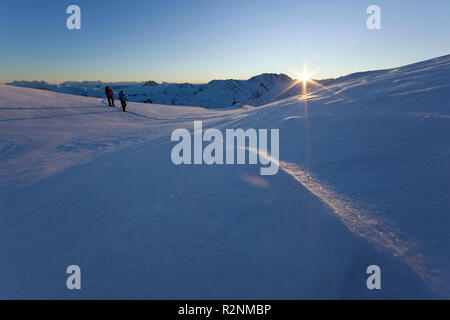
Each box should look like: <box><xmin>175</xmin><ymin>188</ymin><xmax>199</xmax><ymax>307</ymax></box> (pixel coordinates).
<box><xmin>1</xmin><ymin>0</ymin><xmax>449</xmax><ymax>83</ymax></box>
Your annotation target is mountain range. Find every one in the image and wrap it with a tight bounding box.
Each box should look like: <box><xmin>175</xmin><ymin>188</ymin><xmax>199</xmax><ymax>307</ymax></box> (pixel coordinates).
<box><xmin>7</xmin><ymin>73</ymin><xmax>304</xmax><ymax>109</ymax></box>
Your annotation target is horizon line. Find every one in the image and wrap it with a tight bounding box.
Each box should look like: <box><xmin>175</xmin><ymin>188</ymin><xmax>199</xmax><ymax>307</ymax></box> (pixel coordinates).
<box><xmin>3</xmin><ymin>53</ymin><xmax>449</xmax><ymax>86</ymax></box>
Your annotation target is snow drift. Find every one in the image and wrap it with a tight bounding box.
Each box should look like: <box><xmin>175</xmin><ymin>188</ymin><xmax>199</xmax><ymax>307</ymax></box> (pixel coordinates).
<box><xmin>0</xmin><ymin>55</ymin><xmax>449</xmax><ymax>299</ymax></box>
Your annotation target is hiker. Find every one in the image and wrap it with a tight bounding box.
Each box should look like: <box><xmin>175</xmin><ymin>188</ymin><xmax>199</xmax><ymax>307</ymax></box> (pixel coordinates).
<box><xmin>118</xmin><ymin>90</ymin><xmax>128</xmax><ymax>112</ymax></box>
<box><xmin>105</xmin><ymin>86</ymin><xmax>115</xmax><ymax>107</ymax></box>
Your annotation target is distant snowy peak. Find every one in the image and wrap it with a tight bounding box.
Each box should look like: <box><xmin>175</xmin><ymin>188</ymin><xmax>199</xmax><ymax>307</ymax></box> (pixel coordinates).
<box><xmin>7</xmin><ymin>73</ymin><xmax>302</xmax><ymax>109</ymax></box>
<box><xmin>248</xmin><ymin>73</ymin><xmax>293</xmax><ymax>84</ymax></box>
<box><xmin>143</xmin><ymin>80</ymin><xmax>158</xmax><ymax>87</ymax></box>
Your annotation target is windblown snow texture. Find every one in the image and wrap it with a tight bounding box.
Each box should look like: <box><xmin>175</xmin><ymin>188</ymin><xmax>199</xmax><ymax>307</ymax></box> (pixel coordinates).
<box><xmin>0</xmin><ymin>55</ymin><xmax>449</xmax><ymax>299</ymax></box>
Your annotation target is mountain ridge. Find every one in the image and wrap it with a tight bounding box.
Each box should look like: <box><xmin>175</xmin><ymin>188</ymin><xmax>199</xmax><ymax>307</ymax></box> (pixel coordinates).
<box><xmin>7</xmin><ymin>73</ymin><xmax>303</xmax><ymax>109</ymax></box>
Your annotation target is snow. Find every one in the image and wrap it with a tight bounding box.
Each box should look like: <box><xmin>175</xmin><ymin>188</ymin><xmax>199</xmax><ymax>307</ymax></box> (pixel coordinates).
<box><xmin>7</xmin><ymin>73</ymin><xmax>303</xmax><ymax>109</ymax></box>
<box><xmin>0</xmin><ymin>55</ymin><xmax>449</xmax><ymax>299</ymax></box>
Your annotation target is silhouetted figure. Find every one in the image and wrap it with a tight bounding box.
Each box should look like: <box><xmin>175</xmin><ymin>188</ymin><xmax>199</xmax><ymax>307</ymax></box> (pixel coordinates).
<box><xmin>118</xmin><ymin>90</ymin><xmax>128</xmax><ymax>112</ymax></box>
<box><xmin>105</xmin><ymin>86</ymin><xmax>115</xmax><ymax>107</ymax></box>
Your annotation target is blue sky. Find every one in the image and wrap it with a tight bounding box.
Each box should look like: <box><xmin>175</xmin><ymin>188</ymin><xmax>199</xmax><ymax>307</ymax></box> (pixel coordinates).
<box><xmin>1</xmin><ymin>0</ymin><xmax>449</xmax><ymax>83</ymax></box>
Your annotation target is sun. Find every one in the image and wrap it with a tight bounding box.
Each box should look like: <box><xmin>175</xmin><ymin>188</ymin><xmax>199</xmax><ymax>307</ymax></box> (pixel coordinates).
<box><xmin>298</xmin><ymin>72</ymin><xmax>312</xmax><ymax>84</ymax></box>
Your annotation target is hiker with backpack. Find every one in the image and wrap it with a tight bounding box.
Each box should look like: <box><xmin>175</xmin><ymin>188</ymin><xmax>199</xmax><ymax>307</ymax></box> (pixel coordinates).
<box><xmin>105</xmin><ymin>86</ymin><xmax>115</xmax><ymax>107</ymax></box>
<box><xmin>118</xmin><ymin>90</ymin><xmax>128</xmax><ymax>112</ymax></box>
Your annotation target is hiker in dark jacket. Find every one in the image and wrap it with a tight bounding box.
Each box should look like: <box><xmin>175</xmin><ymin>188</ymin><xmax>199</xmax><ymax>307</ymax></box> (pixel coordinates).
<box><xmin>118</xmin><ymin>90</ymin><xmax>128</xmax><ymax>112</ymax></box>
<box><xmin>105</xmin><ymin>86</ymin><xmax>115</xmax><ymax>107</ymax></box>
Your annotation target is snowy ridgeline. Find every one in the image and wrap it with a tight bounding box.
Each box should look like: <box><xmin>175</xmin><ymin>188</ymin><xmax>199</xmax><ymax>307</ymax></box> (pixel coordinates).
<box><xmin>7</xmin><ymin>73</ymin><xmax>304</xmax><ymax>109</ymax></box>
<box><xmin>0</xmin><ymin>55</ymin><xmax>449</xmax><ymax>299</ymax></box>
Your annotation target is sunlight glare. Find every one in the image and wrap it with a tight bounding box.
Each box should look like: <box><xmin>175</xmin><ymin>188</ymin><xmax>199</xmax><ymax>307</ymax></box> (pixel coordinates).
<box><xmin>298</xmin><ymin>72</ymin><xmax>312</xmax><ymax>84</ymax></box>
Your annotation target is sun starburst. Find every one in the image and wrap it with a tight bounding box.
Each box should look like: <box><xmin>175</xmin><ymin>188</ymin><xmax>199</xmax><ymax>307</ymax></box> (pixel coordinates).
<box><xmin>298</xmin><ymin>72</ymin><xmax>312</xmax><ymax>84</ymax></box>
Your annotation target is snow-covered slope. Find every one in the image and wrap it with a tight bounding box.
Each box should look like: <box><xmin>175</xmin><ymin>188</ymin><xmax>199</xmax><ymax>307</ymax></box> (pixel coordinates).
<box><xmin>0</xmin><ymin>86</ymin><xmax>245</xmax><ymax>191</ymax></box>
<box><xmin>0</xmin><ymin>55</ymin><xmax>449</xmax><ymax>299</ymax></box>
<box><xmin>7</xmin><ymin>73</ymin><xmax>302</xmax><ymax>109</ymax></box>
